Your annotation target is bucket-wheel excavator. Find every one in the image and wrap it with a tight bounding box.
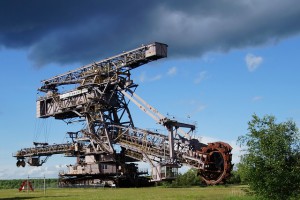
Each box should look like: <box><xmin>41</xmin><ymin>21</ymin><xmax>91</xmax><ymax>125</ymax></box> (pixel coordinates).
<box><xmin>13</xmin><ymin>42</ymin><xmax>232</xmax><ymax>186</ymax></box>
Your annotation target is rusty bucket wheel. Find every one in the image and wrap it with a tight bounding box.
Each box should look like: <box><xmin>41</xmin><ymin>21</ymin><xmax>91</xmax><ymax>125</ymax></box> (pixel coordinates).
<box><xmin>198</xmin><ymin>142</ymin><xmax>232</xmax><ymax>185</ymax></box>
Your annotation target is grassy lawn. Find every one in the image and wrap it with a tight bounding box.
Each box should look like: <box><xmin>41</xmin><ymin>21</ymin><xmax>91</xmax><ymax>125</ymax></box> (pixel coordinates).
<box><xmin>0</xmin><ymin>186</ymin><xmax>254</xmax><ymax>200</ymax></box>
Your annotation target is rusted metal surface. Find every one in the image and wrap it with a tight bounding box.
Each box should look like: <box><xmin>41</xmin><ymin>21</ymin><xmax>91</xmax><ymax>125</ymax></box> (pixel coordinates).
<box><xmin>198</xmin><ymin>142</ymin><xmax>233</xmax><ymax>185</ymax></box>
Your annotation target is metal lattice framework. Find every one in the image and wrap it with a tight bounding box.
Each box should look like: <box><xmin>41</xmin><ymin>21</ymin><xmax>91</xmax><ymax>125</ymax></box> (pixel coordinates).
<box><xmin>14</xmin><ymin>42</ymin><xmax>232</xmax><ymax>186</ymax></box>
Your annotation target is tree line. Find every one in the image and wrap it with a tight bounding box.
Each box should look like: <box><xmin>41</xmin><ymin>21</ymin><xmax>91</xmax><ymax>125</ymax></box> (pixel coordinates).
<box><xmin>0</xmin><ymin>179</ymin><xmax>58</xmax><ymax>189</ymax></box>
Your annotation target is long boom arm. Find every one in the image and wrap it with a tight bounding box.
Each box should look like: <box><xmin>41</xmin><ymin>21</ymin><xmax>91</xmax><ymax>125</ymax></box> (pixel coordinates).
<box><xmin>40</xmin><ymin>42</ymin><xmax>167</xmax><ymax>92</ymax></box>
<box><xmin>119</xmin><ymin>87</ymin><xmax>195</xmax><ymax>139</ymax></box>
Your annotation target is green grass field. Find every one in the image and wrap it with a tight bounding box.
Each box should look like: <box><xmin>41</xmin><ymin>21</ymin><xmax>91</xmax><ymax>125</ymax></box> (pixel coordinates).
<box><xmin>0</xmin><ymin>186</ymin><xmax>255</xmax><ymax>200</ymax></box>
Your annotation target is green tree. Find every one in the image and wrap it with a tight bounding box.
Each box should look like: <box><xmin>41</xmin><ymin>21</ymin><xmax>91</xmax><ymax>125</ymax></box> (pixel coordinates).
<box><xmin>171</xmin><ymin>168</ymin><xmax>201</xmax><ymax>187</ymax></box>
<box><xmin>227</xmin><ymin>170</ymin><xmax>241</xmax><ymax>184</ymax></box>
<box><xmin>238</xmin><ymin>114</ymin><xmax>300</xmax><ymax>200</ymax></box>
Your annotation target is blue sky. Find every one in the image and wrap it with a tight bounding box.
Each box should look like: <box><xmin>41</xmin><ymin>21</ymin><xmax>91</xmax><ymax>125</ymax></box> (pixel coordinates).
<box><xmin>1</xmin><ymin>0</ymin><xmax>300</xmax><ymax>179</ymax></box>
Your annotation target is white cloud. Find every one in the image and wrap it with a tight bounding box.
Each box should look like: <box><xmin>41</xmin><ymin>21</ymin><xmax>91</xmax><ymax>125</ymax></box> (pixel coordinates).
<box><xmin>245</xmin><ymin>53</ymin><xmax>263</xmax><ymax>72</ymax></box>
<box><xmin>195</xmin><ymin>104</ymin><xmax>206</xmax><ymax>112</ymax></box>
<box><xmin>137</xmin><ymin>67</ymin><xmax>178</xmax><ymax>83</ymax></box>
<box><xmin>167</xmin><ymin>66</ymin><xmax>177</xmax><ymax>76</ymax></box>
<box><xmin>191</xmin><ymin>102</ymin><xmax>206</xmax><ymax>115</ymax></box>
<box><xmin>194</xmin><ymin>71</ymin><xmax>208</xmax><ymax>84</ymax></box>
<box><xmin>201</xmin><ymin>54</ymin><xmax>215</xmax><ymax>63</ymax></box>
<box><xmin>252</xmin><ymin>96</ymin><xmax>263</xmax><ymax>102</ymax></box>
<box><xmin>149</xmin><ymin>74</ymin><xmax>162</xmax><ymax>81</ymax></box>
<box><xmin>138</xmin><ymin>71</ymin><xmax>162</xmax><ymax>82</ymax></box>
<box><xmin>139</xmin><ymin>72</ymin><xmax>146</xmax><ymax>83</ymax></box>
<box><xmin>182</xmin><ymin>99</ymin><xmax>206</xmax><ymax>118</ymax></box>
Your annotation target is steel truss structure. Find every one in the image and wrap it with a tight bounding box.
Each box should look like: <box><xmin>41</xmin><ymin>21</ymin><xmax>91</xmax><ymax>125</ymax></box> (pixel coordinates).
<box><xmin>14</xmin><ymin>42</ymin><xmax>232</xmax><ymax>186</ymax></box>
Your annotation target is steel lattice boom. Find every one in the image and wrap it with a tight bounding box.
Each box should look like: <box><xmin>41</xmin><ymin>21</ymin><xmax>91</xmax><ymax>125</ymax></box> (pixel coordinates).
<box><xmin>14</xmin><ymin>42</ymin><xmax>232</xmax><ymax>187</ymax></box>
<box><xmin>39</xmin><ymin>42</ymin><xmax>167</xmax><ymax>92</ymax></box>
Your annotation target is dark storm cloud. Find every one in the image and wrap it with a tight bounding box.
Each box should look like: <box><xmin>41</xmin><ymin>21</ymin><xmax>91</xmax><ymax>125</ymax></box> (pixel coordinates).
<box><xmin>0</xmin><ymin>0</ymin><xmax>300</xmax><ymax>67</ymax></box>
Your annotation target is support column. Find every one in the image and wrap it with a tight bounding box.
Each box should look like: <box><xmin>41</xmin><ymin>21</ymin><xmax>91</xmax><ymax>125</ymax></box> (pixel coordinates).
<box><xmin>168</xmin><ymin>126</ymin><xmax>175</xmax><ymax>160</ymax></box>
